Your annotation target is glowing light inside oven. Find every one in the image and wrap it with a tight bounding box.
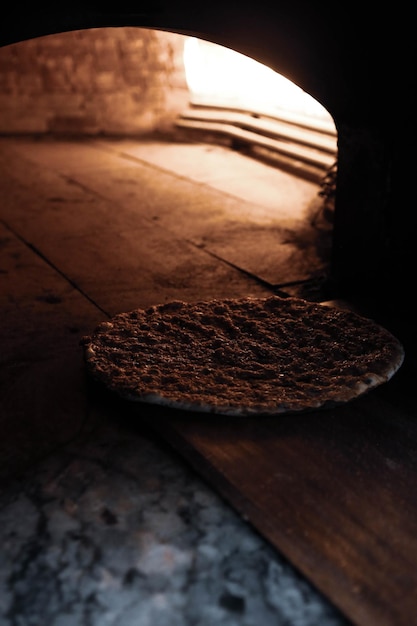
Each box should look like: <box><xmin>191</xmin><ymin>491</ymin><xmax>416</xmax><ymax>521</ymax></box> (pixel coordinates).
<box><xmin>183</xmin><ymin>37</ymin><xmax>331</xmax><ymax>122</ymax></box>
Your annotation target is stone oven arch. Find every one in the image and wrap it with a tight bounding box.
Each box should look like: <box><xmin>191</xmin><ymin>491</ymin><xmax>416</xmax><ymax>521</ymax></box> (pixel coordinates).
<box><xmin>1</xmin><ymin>3</ymin><xmax>415</xmax><ymax>338</ymax></box>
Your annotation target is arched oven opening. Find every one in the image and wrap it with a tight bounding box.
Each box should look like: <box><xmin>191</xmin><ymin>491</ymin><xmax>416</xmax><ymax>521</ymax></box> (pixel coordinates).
<box><xmin>2</xmin><ymin>5</ymin><xmax>413</xmax><ymax>345</ymax></box>
<box><xmin>1</xmin><ymin>8</ymin><xmax>416</xmax><ymax>626</ymax></box>
<box><xmin>0</xmin><ymin>26</ymin><xmax>338</xmax><ymax>304</ymax></box>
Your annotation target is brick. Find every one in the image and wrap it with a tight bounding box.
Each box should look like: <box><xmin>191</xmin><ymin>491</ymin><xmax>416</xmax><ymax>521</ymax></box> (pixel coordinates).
<box><xmin>0</xmin><ymin>27</ymin><xmax>189</xmax><ymax>136</ymax></box>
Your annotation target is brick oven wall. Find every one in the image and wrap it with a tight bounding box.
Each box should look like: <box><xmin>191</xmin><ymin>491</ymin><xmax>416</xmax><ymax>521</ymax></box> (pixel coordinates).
<box><xmin>0</xmin><ymin>27</ymin><xmax>189</xmax><ymax>136</ymax></box>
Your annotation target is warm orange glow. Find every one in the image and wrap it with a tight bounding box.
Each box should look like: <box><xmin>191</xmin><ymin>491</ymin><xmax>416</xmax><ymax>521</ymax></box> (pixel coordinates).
<box><xmin>183</xmin><ymin>37</ymin><xmax>331</xmax><ymax>122</ymax></box>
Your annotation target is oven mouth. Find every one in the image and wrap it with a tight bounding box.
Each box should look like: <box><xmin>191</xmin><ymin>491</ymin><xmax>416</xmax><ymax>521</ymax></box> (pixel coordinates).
<box><xmin>0</xmin><ymin>26</ymin><xmax>338</xmax><ymax>302</ymax></box>
<box><xmin>178</xmin><ymin>35</ymin><xmax>337</xmax><ymax>186</ymax></box>
<box><xmin>1</xmin><ymin>13</ymin><xmax>415</xmax><ymax>626</ymax></box>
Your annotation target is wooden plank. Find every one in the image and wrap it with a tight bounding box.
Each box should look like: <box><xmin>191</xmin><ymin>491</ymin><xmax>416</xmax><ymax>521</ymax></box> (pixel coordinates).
<box><xmin>176</xmin><ymin>107</ymin><xmax>338</xmax><ymax>153</ymax></box>
<box><xmin>2</xmin><ymin>137</ymin><xmax>328</xmax><ymax>287</ymax></box>
<box><xmin>94</xmin><ymin>137</ymin><xmax>320</xmax><ymax>215</ymax></box>
<box><xmin>3</xmin><ymin>137</ymin><xmax>416</xmax><ymax>625</ymax></box>
<box><xmin>0</xmin><ymin>221</ymin><xmax>105</xmax><ymax>483</ymax></box>
<box><xmin>0</xmin><ymin>138</ymin><xmax>270</xmax><ymax>483</ymax></box>
<box><xmin>0</xmin><ymin>140</ymin><xmax>273</xmax><ymax>317</ymax></box>
<box><xmin>187</xmin><ymin>101</ymin><xmax>338</xmax><ymax>137</ymax></box>
<box><xmin>142</xmin><ymin>369</ymin><xmax>417</xmax><ymax>626</ymax></box>
<box><xmin>175</xmin><ymin>118</ymin><xmax>335</xmax><ymax>170</ymax></box>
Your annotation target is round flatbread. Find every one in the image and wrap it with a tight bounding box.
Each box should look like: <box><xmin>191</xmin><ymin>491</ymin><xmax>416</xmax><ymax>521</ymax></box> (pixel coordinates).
<box><xmin>81</xmin><ymin>296</ymin><xmax>404</xmax><ymax>416</ymax></box>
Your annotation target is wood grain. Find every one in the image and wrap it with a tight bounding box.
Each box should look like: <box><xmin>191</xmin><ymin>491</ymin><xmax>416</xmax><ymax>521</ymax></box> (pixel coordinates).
<box><xmin>1</xmin><ymin>136</ymin><xmax>416</xmax><ymax>626</ymax></box>
<box><xmin>143</xmin><ymin>376</ymin><xmax>417</xmax><ymax>626</ymax></box>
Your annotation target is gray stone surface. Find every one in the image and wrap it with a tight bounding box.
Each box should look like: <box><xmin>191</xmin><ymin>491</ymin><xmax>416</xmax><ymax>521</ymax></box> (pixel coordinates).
<box><xmin>0</xmin><ymin>416</ymin><xmax>350</xmax><ymax>626</ymax></box>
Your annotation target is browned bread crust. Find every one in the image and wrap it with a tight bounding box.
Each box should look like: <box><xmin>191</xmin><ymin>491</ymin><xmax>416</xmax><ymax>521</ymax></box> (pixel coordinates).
<box><xmin>81</xmin><ymin>296</ymin><xmax>404</xmax><ymax>416</ymax></box>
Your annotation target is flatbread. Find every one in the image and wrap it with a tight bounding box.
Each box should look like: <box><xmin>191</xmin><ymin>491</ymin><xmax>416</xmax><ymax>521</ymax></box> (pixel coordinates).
<box><xmin>81</xmin><ymin>296</ymin><xmax>404</xmax><ymax>416</ymax></box>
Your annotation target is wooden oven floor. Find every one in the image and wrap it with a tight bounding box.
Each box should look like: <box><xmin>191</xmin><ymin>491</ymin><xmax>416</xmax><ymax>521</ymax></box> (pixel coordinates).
<box><xmin>1</xmin><ymin>136</ymin><xmax>415</xmax><ymax>626</ymax></box>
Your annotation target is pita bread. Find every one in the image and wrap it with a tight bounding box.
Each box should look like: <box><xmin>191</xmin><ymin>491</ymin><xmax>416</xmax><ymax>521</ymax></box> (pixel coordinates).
<box><xmin>81</xmin><ymin>296</ymin><xmax>404</xmax><ymax>416</ymax></box>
